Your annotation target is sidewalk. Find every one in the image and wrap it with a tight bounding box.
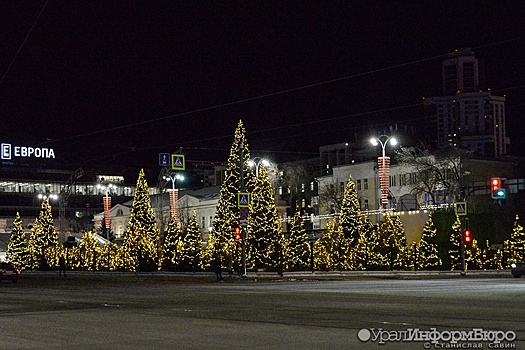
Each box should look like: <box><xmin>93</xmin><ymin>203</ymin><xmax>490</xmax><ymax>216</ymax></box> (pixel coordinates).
<box><xmin>19</xmin><ymin>269</ymin><xmax>513</xmax><ymax>281</ymax></box>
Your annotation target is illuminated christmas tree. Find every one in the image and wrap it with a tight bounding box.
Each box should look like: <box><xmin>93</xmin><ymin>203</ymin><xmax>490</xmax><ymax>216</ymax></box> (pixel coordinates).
<box><xmin>78</xmin><ymin>231</ymin><xmax>101</xmax><ymax>270</ymax></box>
<box><xmin>339</xmin><ymin>176</ymin><xmax>361</xmax><ymax>246</ymax></box>
<box><xmin>448</xmin><ymin>215</ymin><xmax>462</xmax><ymax>271</ymax></box>
<box><xmin>162</xmin><ymin>216</ymin><xmax>184</xmax><ymax>271</ymax></box>
<box><xmin>249</xmin><ymin>166</ymin><xmax>286</xmax><ymax>273</ymax></box>
<box><xmin>97</xmin><ymin>243</ymin><xmax>118</xmax><ymax>271</ymax></box>
<box><xmin>6</xmin><ymin>212</ymin><xmax>27</xmax><ymax>269</ymax></box>
<box><xmin>127</xmin><ymin>169</ymin><xmax>161</xmax><ymax>256</ymax></box>
<box><xmin>492</xmin><ymin>246</ymin><xmax>504</xmax><ymax>270</ymax></box>
<box><xmin>39</xmin><ymin>198</ymin><xmax>59</xmax><ymax>248</ymax></box>
<box><xmin>481</xmin><ymin>240</ymin><xmax>494</xmax><ymax>270</ymax></box>
<box><xmin>66</xmin><ymin>246</ymin><xmax>81</xmax><ymax>270</ymax></box>
<box><xmin>136</xmin><ymin>229</ymin><xmax>159</xmax><ymax>271</ymax></box>
<box><xmin>285</xmin><ymin>210</ymin><xmax>311</xmax><ymax>271</ymax></box>
<box><xmin>180</xmin><ymin>211</ymin><xmax>203</xmax><ymax>271</ymax></box>
<box><xmin>406</xmin><ymin>241</ymin><xmax>419</xmax><ymax>271</ymax></box>
<box><xmin>376</xmin><ymin>215</ymin><xmax>406</xmax><ymax>270</ymax></box>
<box><xmin>466</xmin><ymin>238</ymin><xmax>483</xmax><ymax>270</ymax></box>
<box><xmin>313</xmin><ymin>219</ymin><xmax>351</xmax><ymax>271</ymax></box>
<box><xmin>415</xmin><ymin>213</ymin><xmax>442</xmax><ymax>270</ymax></box>
<box><xmin>116</xmin><ymin>226</ymin><xmax>157</xmax><ymax>272</ymax></box>
<box><xmin>389</xmin><ymin>216</ymin><xmax>408</xmax><ymax>270</ymax></box>
<box><xmin>116</xmin><ymin>227</ymin><xmax>139</xmax><ymax>271</ymax></box>
<box><xmin>26</xmin><ymin>198</ymin><xmax>58</xmax><ymax>270</ymax></box>
<box><xmin>505</xmin><ymin>215</ymin><xmax>525</xmax><ymax>266</ymax></box>
<box><xmin>203</xmin><ymin>120</ymin><xmax>252</xmax><ymax>269</ymax></box>
<box><xmin>353</xmin><ymin>215</ymin><xmax>383</xmax><ymax>270</ymax></box>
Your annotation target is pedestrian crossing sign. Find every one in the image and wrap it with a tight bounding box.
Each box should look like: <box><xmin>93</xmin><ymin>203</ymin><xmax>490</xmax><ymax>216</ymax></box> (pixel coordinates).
<box><xmin>238</xmin><ymin>192</ymin><xmax>250</xmax><ymax>208</ymax></box>
<box><xmin>455</xmin><ymin>202</ymin><xmax>467</xmax><ymax>216</ymax></box>
<box><xmin>171</xmin><ymin>154</ymin><xmax>185</xmax><ymax>171</ymax></box>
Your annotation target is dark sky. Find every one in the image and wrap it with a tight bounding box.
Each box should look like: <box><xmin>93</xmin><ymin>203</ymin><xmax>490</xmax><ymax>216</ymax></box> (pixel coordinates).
<box><xmin>1</xmin><ymin>1</ymin><xmax>524</xmax><ymax>175</ymax></box>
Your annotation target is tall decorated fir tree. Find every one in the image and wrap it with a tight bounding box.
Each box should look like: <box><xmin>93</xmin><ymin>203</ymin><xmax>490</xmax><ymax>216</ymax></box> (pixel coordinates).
<box><xmin>180</xmin><ymin>211</ymin><xmax>203</xmax><ymax>271</ymax></box>
<box><xmin>285</xmin><ymin>210</ymin><xmax>311</xmax><ymax>271</ymax></box>
<box><xmin>202</xmin><ymin>120</ymin><xmax>252</xmax><ymax>269</ymax></box>
<box><xmin>248</xmin><ymin>165</ymin><xmax>286</xmax><ymax>273</ymax></box>
<box><xmin>505</xmin><ymin>215</ymin><xmax>525</xmax><ymax>266</ymax></box>
<box><xmin>415</xmin><ymin>213</ymin><xmax>442</xmax><ymax>270</ymax></box>
<box><xmin>448</xmin><ymin>215</ymin><xmax>462</xmax><ymax>271</ymax></box>
<box><xmin>26</xmin><ymin>199</ymin><xmax>58</xmax><ymax>270</ymax></box>
<box><xmin>125</xmin><ymin>168</ymin><xmax>160</xmax><ymax>268</ymax></box>
<box><xmin>162</xmin><ymin>216</ymin><xmax>185</xmax><ymax>271</ymax></box>
<box><xmin>339</xmin><ymin>176</ymin><xmax>361</xmax><ymax>246</ymax></box>
<box><xmin>6</xmin><ymin>212</ymin><xmax>27</xmax><ymax>269</ymax></box>
<box><xmin>39</xmin><ymin>198</ymin><xmax>59</xmax><ymax>249</ymax></box>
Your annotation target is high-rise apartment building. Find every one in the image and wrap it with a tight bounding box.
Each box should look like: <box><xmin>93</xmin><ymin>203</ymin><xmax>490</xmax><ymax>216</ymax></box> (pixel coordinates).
<box><xmin>424</xmin><ymin>48</ymin><xmax>509</xmax><ymax>158</ymax></box>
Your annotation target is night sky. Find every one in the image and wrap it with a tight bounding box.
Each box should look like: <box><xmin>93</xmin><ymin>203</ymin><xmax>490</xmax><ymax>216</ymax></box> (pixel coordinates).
<box><xmin>1</xmin><ymin>2</ymin><xmax>524</xmax><ymax>175</ymax></box>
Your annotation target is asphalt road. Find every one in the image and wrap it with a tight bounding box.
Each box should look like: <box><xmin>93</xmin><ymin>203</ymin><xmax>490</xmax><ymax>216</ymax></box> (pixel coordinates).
<box><xmin>1</xmin><ymin>274</ymin><xmax>524</xmax><ymax>350</ymax></box>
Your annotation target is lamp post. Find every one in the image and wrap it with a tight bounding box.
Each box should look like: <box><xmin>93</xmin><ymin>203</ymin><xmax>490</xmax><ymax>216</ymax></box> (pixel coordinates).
<box><xmin>97</xmin><ymin>183</ymin><xmax>116</xmax><ymax>240</ymax></box>
<box><xmin>163</xmin><ymin>173</ymin><xmax>184</xmax><ymax>226</ymax></box>
<box><xmin>37</xmin><ymin>193</ymin><xmax>58</xmax><ymax>211</ymax></box>
<box><xmin>247</xmin><ymin>158</ymin><xmax>270</xmax><ymax>177</ymax></box>
<box><xmin>370</xmin><ymin>135</ymin><xmax>397</xmax><ymax>210</ymax></box>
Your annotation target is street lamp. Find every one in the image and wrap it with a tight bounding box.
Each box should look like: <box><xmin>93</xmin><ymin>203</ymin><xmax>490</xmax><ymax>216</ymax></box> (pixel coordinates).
<box><xmin>163</xmin><ymin>173</ymin><xmax>184</xmax><ymax>225</ymax></box>
<box><xmin>37</xmin><ymin>193</ymin><xmax>59</xmax><ymax>212</ymax></box>
<box><xmin>247</xmin><ymin>158</ymin><xmax>270</xmax><ymax>177</ymax></box>
<box><xmin>370</xmin><ymin>135</ymin><xmax>397</xmax><ymax>210</ymax></box>
<box><xmin>97</xmin><ymin>183</ymin><xmax>116</xmax><ymax>240</ymax></box>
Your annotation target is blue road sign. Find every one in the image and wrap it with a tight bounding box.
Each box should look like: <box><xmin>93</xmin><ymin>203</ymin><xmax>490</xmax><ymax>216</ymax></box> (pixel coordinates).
<box><xmin>171</xmin><ymin>154</ymin><xmax>185</xmax><ymax>171</ymax></box>
<box><xmin>455</xmin><ymin>202</ymin><xmax>467</xmax><ymax>216</ymax></box>
<box><xmin>159</xmin><ymin>153</ymin><xmax>170</xmax><ymax>167</ymax></box>
<box><xmin>238</xmin><ymin>192</ymin><xmax>250</xmax><ymax>208</ymax></box>
<box><xmin>240</xmin><ymin>208</ymin><xmax>249</xmax><ymax>219</ymax></box>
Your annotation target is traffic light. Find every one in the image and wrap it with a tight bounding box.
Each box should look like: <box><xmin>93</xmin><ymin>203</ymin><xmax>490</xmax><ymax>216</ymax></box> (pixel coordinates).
<box><xmin>491</xmin><ymin>177</ymin><xmax>506</xmax><ymax>199</ymax></box>
<box><xmin>463</xmin><ymin>229</ymin><xmax>472</xmax><ymax>244</ymax></box>
<box><xmin>234</xmin><ymin>227</ymin><xmax>241</xmax><ymax>241</ymax></box>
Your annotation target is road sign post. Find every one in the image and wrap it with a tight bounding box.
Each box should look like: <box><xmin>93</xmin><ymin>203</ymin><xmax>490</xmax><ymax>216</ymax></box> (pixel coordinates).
<box><xmin>171</xmin><ymin>154</ymin><xmax>185</xmax><ymax>171</ymax></box>
<box><xmin>455</xmin><ymin>202</ymin><xmax>467</xmax><ymax>216</ymax></box>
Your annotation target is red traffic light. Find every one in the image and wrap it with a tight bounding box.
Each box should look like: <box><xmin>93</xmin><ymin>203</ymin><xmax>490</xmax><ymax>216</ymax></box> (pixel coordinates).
<box><xmin>464</xmin><ymin>229</ymin><xmax>472</xmax><ymax>243</ymax></box>
<box><xmin>234</xmin><ymin>227</ymin><xmax>241</xmax><ymax>241</ymax></box>
<box><xmin>491</xmin><ymin>177</ymin><xmax>500</xmax><ymax>191</ymax></box>
<box><xmin>491</xmin><ymin>177</ymin><xmax>507</xmax><ymax>199</ymax></box>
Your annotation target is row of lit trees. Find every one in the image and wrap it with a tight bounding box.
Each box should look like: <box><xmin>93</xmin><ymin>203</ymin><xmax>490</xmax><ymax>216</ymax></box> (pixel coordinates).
<box><xmin>5</xmin><ymin>120</ymin><xmax>525</xmax><ymax>273</ymax></box>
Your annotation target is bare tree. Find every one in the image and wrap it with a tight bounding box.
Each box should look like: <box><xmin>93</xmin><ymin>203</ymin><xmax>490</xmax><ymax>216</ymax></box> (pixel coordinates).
<box><xmin>278</xmin><ymin>163</ymin><xmax>310</xmax><ymax>213</ymax></box>
<box><xmin>396</xmin><ymin>146</ymin><xmax>466</xmax><ymax>205</ymax></box>
<box><xmin>318</xmin><ymin>178</ymin><xmax>344</xmax><ymax>214</ymax></box>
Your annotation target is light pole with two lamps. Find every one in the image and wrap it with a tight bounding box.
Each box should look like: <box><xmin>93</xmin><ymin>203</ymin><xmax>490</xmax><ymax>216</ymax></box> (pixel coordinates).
<box><xmin>247</xmin><ymin>158</ymin><xmax>270</xmax><ymax>178</ymax></box>
<box><xmin>163</xmin><ymin>173</ymin><xmax>184</xmax><ymax>227</ymax></box>
<box><xmin>97</xmin><ymin>183</ymin><xmax>116</xmax><ymax>241</ymax></box>
<box><xmin>370</xmin><ymin>135</ymin><xmax>397</xmax><ymax>210</ymax></box>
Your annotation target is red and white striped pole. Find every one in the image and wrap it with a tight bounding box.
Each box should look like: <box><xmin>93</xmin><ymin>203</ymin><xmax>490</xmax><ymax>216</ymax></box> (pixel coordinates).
<box><xmin>103</xmin><ymin>196</ymin><xmax>111</xmax><ymax>229</ymax></box>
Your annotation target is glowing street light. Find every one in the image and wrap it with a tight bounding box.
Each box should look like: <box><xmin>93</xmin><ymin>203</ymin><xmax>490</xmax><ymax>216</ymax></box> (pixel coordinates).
<box><xmin>163</xmin><ymin>173</ymin><xmax>184</xmax><ymax>225</ymax></box>
<box><xmin>247</xmin><ymin>158</ymin><xmax>270</xmax><ymax>177</ymax></box>
<box><xmin>370</xmin><ymin>135</ymin><xmax>397</xmax><ymax>209</ymax></box>
<box><xmin>97</xmin><ymin>183</ymin><xmax>116</xmax><ymax>237</ymax></box>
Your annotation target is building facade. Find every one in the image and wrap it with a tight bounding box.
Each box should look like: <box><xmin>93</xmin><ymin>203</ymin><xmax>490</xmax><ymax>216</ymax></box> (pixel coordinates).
<box><xmin>424</xmin><ymin>48</ymin><xmax>509</xmax><ymax>158</ymax></box>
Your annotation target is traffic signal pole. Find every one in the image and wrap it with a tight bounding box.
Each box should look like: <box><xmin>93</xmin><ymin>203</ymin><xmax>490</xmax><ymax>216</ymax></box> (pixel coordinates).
<box><xmin>239</xmin><ymin>143</ymin><xmax>247</xmax><ymax>278</ymax></box>
<box><xmin>460</xmin><ymin>220</ymin><xmax>466</xmax><ymax>276</ymax></box>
